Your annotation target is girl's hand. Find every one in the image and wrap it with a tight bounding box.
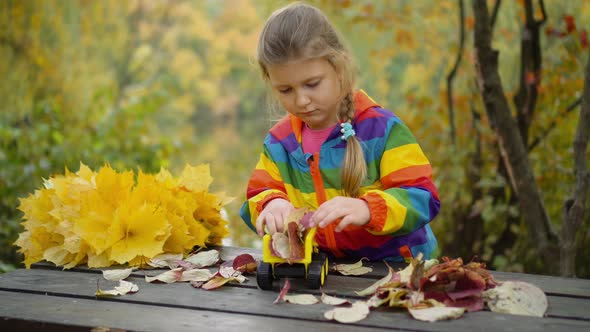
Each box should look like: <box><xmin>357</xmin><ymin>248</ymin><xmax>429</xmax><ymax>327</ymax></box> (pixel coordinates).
<box><xmin>311</xmin><ymin>197</ymin><xmax>370</xmax><ymax>232</ymax></box>
<box><xmin>255</xmin><ymin>198</ymin><xmax>295</xmax><ymax>237</ymax></box>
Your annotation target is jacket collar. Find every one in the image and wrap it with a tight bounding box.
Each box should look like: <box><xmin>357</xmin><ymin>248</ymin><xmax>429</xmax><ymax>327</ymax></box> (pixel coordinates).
<box><xmin>269</xmin><ymin>90</ymin><xmax>380</xmax><ymax>143</ymax></box>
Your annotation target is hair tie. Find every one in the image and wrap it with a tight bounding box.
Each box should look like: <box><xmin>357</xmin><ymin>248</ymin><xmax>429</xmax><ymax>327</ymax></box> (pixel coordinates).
<box><xmin>340</xmin><ymin>122</ymin><xmax>355</xmax><ymax>141</ymax></box>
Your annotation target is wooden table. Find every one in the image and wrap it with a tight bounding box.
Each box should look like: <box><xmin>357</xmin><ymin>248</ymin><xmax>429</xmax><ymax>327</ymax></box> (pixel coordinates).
<box><xmin>1</xmin><ymin>246</ymin><xmax>589</xmax><ymax>332</ymax></box>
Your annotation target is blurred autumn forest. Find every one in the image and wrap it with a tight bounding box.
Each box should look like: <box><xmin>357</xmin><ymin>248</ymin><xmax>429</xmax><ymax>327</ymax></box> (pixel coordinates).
<box><xmin>1</xmin><ymin>0</ymin><xmax>588</xmax><ymax>277</ymax></box>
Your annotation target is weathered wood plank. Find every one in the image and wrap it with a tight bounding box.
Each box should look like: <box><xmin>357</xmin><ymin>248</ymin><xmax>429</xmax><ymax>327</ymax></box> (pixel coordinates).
<box><xmin>30</xmin><ymin>245</ymin><xmax>590</xmax><ymax>299</ymax></box>
<box><xmin>213</xmin><ymin>247</ymin><xmax>590</xmax><ymax>297</ymax></box>
<box><xmin>1</xmin><ymin>268</ymin><xmax>589</xmax><ymax>332</ymax></box>
<box><xmin>0</xmin><ymin>291</ymin><xmax>390</xmax><ymax>332</ymax></box>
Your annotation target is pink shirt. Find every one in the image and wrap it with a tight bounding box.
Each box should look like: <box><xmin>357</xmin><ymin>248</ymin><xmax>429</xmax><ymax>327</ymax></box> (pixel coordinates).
<box><xmin>302</xmin><ymin>124</ymin><xmax>336</xmax><ymax>154</ymax></box>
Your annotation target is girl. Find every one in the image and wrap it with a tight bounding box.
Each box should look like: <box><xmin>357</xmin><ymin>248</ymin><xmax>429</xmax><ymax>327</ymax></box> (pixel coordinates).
<box><xmin>240</xmin><ymin>2</ymin><xmax>440</xmax><ymax>261</ymax></box>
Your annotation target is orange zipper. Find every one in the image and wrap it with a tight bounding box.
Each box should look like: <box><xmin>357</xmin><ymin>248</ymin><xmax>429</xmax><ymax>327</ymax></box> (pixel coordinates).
<box><xmin>309</xmin><ymin>152</ymin><xmax>344</xmax><ymax>257</ymax></box>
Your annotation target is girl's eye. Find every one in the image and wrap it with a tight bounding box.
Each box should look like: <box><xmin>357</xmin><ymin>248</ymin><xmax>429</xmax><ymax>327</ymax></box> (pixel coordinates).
<box><xmin>278</xmin><ymin>87</ymin><xmax>292</xmax><ymax>94</ymax></box>
<box><xmin>306</xmin><ymin>80</ymin><xmax>320</xmax><ymax>88</ymax></box>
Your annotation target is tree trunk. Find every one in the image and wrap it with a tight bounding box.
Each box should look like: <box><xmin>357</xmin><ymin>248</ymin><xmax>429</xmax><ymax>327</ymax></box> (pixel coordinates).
<box><xmin>560</xmin><ymin>50</ymin><xmax>590</xmax><ymax>277</ymax></box>
<box><xmin>471</xmin><ymin>0</ymin><xmax>559</xmax><ymax>273</ymax></box>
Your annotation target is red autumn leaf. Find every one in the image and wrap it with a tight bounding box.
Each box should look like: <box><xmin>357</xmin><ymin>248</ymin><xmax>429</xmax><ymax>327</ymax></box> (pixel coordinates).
<box><xmin>417</xmin><ymin>257</ymin><xmax>496</xmax><ymax>312</ymax></box>
<box><xmin>274</xmin><ymin>278</ymin><xmax>291</xmax><ymax>304</ymax></box>
<box><xmin>525</xmin><ymin>71</ymin><xmax>537</xmax><ymax>85</ymax></box>
<box><xmin>563</xmin><ymin>15</ymin><xmax>576</xmax><ymax>33</ymax></box>
<box><xmin>445</xmin><ymin>295</ymin><xmax>484</xmax><ymax>312</ymax></box>
<box><xmin>581</xmin><ymin>29</ymin><xmax>588</xmax><ymax>48</ymax></box>
<box><xmin>299</xmin><ymin>212</ymin><xmax>314</xmax><ymax>229</ymax></box>
<box><xmin>232</xmin><ymin>253</ymin><xmax>257</xmax><ymax>273</ymax></box>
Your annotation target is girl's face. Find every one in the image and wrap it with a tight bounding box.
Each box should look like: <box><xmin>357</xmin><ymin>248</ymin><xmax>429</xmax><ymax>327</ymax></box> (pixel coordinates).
<box><xmin>267</xmin><ymin>58</ymin><xmax>343</xmax><ymax>130</ymax></box>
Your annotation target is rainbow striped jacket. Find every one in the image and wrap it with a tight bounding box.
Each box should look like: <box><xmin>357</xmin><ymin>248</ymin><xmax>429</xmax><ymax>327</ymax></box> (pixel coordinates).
<box><xmin>240</xmin><ymin>91</ymin><xmax>440</xmax><ymax>262</ymax></box>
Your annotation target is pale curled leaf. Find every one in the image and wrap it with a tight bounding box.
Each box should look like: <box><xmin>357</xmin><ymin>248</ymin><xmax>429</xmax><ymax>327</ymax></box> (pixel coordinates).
<box><xmin>102</xmin><ymin>267</ymin><xmax>135</xmax><ymax>281</ymax></box>
<box><xmin>333</xmin><ymin>258</ymin><xmax>373</xmax><ymax>276</ymax></box>
<box><xmin>409</xmin><ymin>306</ymin><xmax>465</xmax><ymax>322</ymax></box>
<box><xmin>355</xmin><ymin>265</ymin><xmax>397</xmax><ymax>296</ymax></box>
<box><xmin>148</xmin><ymin>253</ymin><xmax>184</xmax><ymax>269</ymax></box>
<box><xmin>321</xmin><ymin>293</ymin><xmax>351</xmax><ymax>306</ymax></box>
<box><xmin>145</xmin><ymin>268</ymin><xmax>183</xmax><ymax>283</ymax></box>
<box><xmin>283</xmin><ymin>294</ymin><xmax>319</xmax><ymax>305</ymax></box>
<box><xmin>324</xmin><ymin>301</ymin><xmax>370</xmax><ymax>323</ymax></box>
<box><xmin>219</xmin><ymin>265</ymin><xmax>247</xmax><ymax>283</ymax></box>
<box><xmin>271</xmin><ymin>232</ymin><xmax>290</xmax><ymax>259</ymax></box>
<box><xmin>483</xmin><ymin>281</ymin><xmax>548</xmax><ymax>317</ymax></box>
<box><xmin>184</xmin><ymin>250</ymin><xmax>220</xmax><ymax>268</ymax></box>
<box><xmin>180</xmin><ymin>268</ymin><xmax>214</xmax><ymax>282</ymax></box>
<box><xmin>95</xmin><ymin>280</ymin><xmax>139</xmax><ymax>297</ymax></box>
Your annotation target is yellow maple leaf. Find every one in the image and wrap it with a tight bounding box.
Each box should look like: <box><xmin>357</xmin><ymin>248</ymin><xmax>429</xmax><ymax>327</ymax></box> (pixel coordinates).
<box><xmin>108</xmin><ymin>202</ymin><xmax>171</xmax><ymax>265</ymax></box>
<box><xmin>155</xmin><ymin>167</ymin><xmax>177</xmax><ymax>188</ymax></box>
<box><xmin>43</xmin><ymin>244</ymin><xmax>74</xmax><ymax>267</ymax></box>
<box><xmin>95</xmin><ymin>164</ymin><xmax>134</xmax><ymax>209</ymax></box>
<box><xmin>18</xmin><ymin>189</ymin><xmax>58</xmax><ymax>229</ymax></box>
<box><xmin>179</xmin><ymin>164</ymin><xmax>213</xmax><ymax>193</ymax></box>
<box><xmin>187</xmin><ymin>221</ymin><xmax>211</xmax><ymax>248</ymax></box>
<box><xmin>162</xmin><ymin>214</ymin><xmax>192</xmax><ymax>253</ymax></box>
<box><xmin>74</xmin><ymin>190</ymin><xmax>119</xmax><ymax>255</ymax></box>
<box><xmin>87</xmin><ymin>250</ymin><xmax>112</xmax><ymax>268</ymax></box>
<box><xmin>76</xmin><ymin>162</ymin><xmax>95</xmax><ymax>182</ymax></box>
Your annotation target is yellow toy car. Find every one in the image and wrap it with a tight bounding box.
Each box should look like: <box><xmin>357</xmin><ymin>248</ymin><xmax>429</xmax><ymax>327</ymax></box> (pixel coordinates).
<box><xmin>256</xmin><ymin>226</ymin><xmax>329</xmax><ymax>290</ymax></box>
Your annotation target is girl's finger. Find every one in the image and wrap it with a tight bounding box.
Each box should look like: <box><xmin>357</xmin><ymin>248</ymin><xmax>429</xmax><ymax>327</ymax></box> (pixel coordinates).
<box><xmin>318</xmin><ymin>209</ymin><xmax>344</xmax><ymax>228</ymax></box>
<box><xmin>335</xmin><ymin>215</ymin><xmax>352</xmax><ymax>232</ymax></box>
<box><xmin>256</xmin><ymin>214</ymin><xmax>266</xmax><ymax>237</ymax></box>
<box><xmin>266</xmin><ymin>213</ymin><xmax>278</xmax><ymax>234</ymax></box>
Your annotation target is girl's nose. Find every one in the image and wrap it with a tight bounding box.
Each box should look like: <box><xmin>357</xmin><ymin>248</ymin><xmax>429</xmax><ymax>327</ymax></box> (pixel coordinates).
<box><xmin>295</xmin><ymin>91</ymin><xmax>311</xmax><ymax>108</ymax></box>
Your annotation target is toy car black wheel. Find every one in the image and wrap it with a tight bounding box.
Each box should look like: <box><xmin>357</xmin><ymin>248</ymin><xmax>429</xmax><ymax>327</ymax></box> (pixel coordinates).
<box><xmin>257</xmin><ymin>262</ymin><xmax>274</xmax><ymax>290</ymax></box>
<box><xmin>312</xmin><ymin>252</ymin><xmax>329</xmax><ymax>278</ymax></box>
<box><xmin>307</xmin><ymin>261</ymin><xmax>324</xmax><ymax>289</ymax></box>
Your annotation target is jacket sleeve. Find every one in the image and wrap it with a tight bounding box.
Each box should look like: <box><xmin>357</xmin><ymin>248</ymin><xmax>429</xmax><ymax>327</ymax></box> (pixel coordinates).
<box><xmin>240</xmin><ymin>140</ymin><xmax>289</xmax><ymax>233</ymax></box>
<box><xmin>360</xmin><ymin>120</ymin><xmax>440</xmax><ymax>236</ymax></box>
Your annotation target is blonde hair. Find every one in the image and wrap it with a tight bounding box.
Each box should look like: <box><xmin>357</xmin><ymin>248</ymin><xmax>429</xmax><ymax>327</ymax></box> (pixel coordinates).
<box><xmin>257</xmin><ymin>2</ymin><xmax>367</xmax><ymax>198</ymax></box>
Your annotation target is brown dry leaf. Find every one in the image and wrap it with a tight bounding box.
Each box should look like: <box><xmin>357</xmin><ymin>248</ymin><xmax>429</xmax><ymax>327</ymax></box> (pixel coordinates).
<box><xmin>184</xmin><ymin>250</ymin><xmax>220</xmax><ymax>268</ymax></box>
<box><xmin>179</xmin><ymin>268</ymin><xmax>214</xmax><ymax>282</ymax></box>
<box><xmin>398</xmin><ymin>255</ymin><xmax>438</xmax><ymax>284</ymax></box>
<box><xmin>483</xmin><ymin>281</ymin><xmax>548</xmax><ymax>317</ymax></box>
<box><xmin>201</xmin><ymin>276</ymin><xmax>232</xmax><ymax>290</ymax></box>
<box><xmin>287</xmin><ymin>222</ymin><xmax>304</xmax><ymax>261</ymax></box>
<box><xmin>145</xmin><ymin>267</ymin><xmax>183</xmax><ymax>283</ymax></box>
<box><xmin>321</xmin><ymin>293</ymin><xmax>351</xmax><ymax>306</ymax></box>
<box><xmin>102</xmin><ymin>267</ymin><xmax>135</xmax><ymax>281</ymax></box>
<box><xmin>355</xmin><ymin>265</ymin><xmax>398</xmax><ymax>296</ymax></box>
<box><xmin>95</xmin><ymin>280</ymin><xmax>139</xmax><ymax>297</ymax></box>
<box><xmin>333</xmin><ymin>258</ymin><xmax>373</xmax><ymax>276</ymax></box>
<box><xmin>283</xmin><ymin>294</ymin><xmax>319</xmax><ymax>305</ymax></box>
<box><xmin>324</xmin><ymin>301</ymin><xmax>370</xmax><ymax>323</ymax></box>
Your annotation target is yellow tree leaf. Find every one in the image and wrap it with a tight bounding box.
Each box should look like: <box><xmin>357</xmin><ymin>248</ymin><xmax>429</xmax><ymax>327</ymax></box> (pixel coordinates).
<box><xmin>108</xmin><ymin>202</ymin><xmax>170</xmax><ymax>265</ymax></box>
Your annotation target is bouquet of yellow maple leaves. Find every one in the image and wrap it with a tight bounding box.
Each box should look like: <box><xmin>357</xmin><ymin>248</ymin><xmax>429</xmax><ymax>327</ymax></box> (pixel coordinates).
<box><xmin>14</xmin><ymin>162</ymin><xmax>232</xmax><ymax>269</ymax></box>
